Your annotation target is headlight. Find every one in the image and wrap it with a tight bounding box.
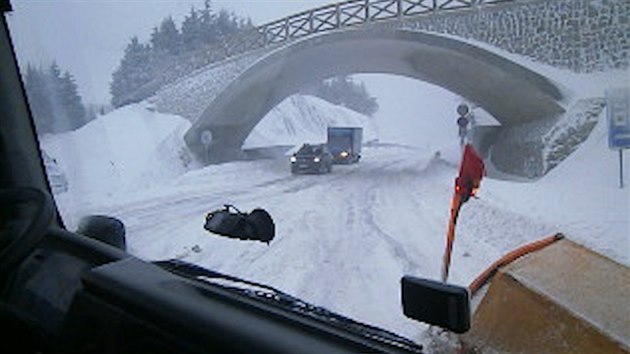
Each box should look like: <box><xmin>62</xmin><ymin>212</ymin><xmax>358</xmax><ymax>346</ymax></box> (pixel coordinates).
<box><xmin>290</xmin><ymin>156</ymin><xmax>296</xmax><ymax>163</ymax></box>
<box><xmin>314</xmin><ymin>157</ymin><xmax>320</xmax><ymax>163</ymax></box>
<box><xmin>340</xmin><ymin>151</ymin><xmax>349</xmax><ymax>158</ymax></box>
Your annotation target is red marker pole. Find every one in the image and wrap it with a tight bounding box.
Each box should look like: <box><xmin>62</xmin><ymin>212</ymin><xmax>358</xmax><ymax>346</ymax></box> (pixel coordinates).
<box><xmin>442</xmin><ymin>194</ymin><xmax>462</xmax><ymax>282</ymax></box>
<box><xmin>441</xmin><ymin>144</ymin><xmax>485</xmax><ymax>283</ymax></box>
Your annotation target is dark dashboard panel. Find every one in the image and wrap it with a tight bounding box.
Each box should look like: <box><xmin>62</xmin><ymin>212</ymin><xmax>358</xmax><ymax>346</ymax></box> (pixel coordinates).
<box><xmin>63</xmin><ymin>257</ymin><xmax>385</xmax><ymax>354</ymax></box>
<box><xmin>3</xmin><ymin>228</ymin><xmax>127</xmax><ymax>336</ymax></box>
<box><xmin>3</xmin><ymin>227</ymin><xmax>424</xmax><ymax>354</ymax></box>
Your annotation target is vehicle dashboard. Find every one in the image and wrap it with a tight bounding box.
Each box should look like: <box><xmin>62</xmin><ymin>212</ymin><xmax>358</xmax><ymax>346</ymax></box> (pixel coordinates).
<box><xmin>2</xmin><ymin>226</ymin><xmax>424</xmax><ymax>354</ymax></box>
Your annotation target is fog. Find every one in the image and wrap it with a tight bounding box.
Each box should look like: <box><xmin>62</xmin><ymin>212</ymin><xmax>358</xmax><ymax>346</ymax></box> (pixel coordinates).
<box><xmin>6</xmin><ymin>0</ymin><xmax>336</xmax><ymax>104</ymax></box>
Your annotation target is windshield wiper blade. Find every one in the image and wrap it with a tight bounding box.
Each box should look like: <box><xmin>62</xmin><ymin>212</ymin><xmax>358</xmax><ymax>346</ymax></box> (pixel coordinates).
<box><xmin>154</xmin><ymin>259</ymin><xmax>423</xmax><ymax>353</ymax></box>
<box><xmin>154</xmin><ymin>258</ymin><xmax>279</xmax><ymax>293</ymax></box>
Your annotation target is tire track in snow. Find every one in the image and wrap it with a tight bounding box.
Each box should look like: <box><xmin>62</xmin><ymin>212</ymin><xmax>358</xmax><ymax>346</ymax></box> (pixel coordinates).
<box><xmin>361</xmin><ymin>185</ymin><xmax>425</xmax><ymax>275</ymax></box>
<box><xmin>281</xmin><ymin>157</ymin><xmax>408</xmax><ymax>194</ymax></box>
<box><xmin>357</xmin><ymin>154</ymin><xmax>447</xmax><ymax>277</ymax></box>
<box><xmin>69</xmin><ymin>145</ymin><xmax>589</xmax><ymax>345</ymax></box>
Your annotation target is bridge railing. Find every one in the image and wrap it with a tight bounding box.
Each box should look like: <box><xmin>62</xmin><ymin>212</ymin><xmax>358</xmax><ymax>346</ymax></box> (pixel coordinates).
<box><xmin>261</xmin><ymin>0</ymin><xmax>512</xmax><ymax>45</ymax></box>
<box><xmin>139</xmin><ymin>0</ymin><xmax>518</xmax><ymax>109</ymax></box>
<box><xmin>224</xmin><ymin>0</ymin><xmax>515</xmax><ymax>60</ymax></box>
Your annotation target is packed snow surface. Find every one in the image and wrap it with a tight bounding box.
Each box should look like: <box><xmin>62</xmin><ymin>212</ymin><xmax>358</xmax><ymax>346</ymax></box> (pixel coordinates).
<box><xmin>42</xmin><ymin>73</ymin><xmax>628</xmax><ymax>346</ymax></box>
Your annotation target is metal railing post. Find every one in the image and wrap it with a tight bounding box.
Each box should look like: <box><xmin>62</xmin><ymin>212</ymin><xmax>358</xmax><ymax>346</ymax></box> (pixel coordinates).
<box><xmin>285</xmin><ymin>17</ymin><xmax>290</xmax><ymax>41</ymax></box>
<box><xmin>262</xmin><ymin>25</ymin><xmax>268</xmax><ymax>47</ymax></box>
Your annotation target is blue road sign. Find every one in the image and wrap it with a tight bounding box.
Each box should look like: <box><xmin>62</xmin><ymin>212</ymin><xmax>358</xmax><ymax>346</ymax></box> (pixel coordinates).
<box><xmin>607</xmin><ymin>87</ymin><xmax>630</xmax><ymax>149</ymax></box>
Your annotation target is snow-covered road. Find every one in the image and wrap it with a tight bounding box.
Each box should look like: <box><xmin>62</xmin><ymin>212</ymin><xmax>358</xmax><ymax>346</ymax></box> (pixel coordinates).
<box><xmin>47</xmin><ymin>99</ymin><xmax>628</xmax><ymax>346</ymax></box>
<box><xmin>47</xmin><ymin>97</ymin><xmax>628</xmax><ymax>347</ymax></box>
<box><xmin>85</xmin><ymin>145</ymin><xmax>558</xmax><ymax>342</ymax></box>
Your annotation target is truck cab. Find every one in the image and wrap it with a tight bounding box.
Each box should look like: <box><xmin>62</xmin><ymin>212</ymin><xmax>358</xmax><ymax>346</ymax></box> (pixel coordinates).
<box><xmin>327</xmin><ymin>127</ymin><xmax>362</xmax><ymax>164</ymax></box>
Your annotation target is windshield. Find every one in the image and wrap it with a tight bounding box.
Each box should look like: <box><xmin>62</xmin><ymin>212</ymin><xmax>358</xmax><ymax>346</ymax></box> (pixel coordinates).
<box><xmin>297</xmin><ymin>144</ymin><xmax>325</xmax><ymax>155</ymax></box>
<box><xmin>5</xmin><ymin>0</ymin><xmax>629</xmax><ymax>350</ymax></box>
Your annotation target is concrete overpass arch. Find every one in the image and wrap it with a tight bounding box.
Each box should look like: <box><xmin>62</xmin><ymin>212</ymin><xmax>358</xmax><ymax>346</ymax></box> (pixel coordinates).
<box><xmin>184</xmin><ymin>29</ymin><xmax>567</xmax><ymax>163</ymax></box>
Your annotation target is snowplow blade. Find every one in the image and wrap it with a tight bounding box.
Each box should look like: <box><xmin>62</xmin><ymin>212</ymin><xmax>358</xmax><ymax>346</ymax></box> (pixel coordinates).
<box><xmin>464</xmin><ymin>238</ymin><xmax>630</xmax><ymax>354</ymax></box>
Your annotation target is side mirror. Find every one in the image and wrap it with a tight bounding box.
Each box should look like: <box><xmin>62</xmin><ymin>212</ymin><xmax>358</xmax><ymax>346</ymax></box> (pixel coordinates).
<box><xmin>401</xmin><ymin>276</ymin><xmax>470</xmax><ymax>334</ymax></box>
<box><xmin>76</xmin><ymin>215</ymin><xmax>126</xmax><ymax>250</ymax></box>
<box><xmin>204</xmin><ymin>205</ymin><xmax>274</xmax><ymax>243</ymax></box>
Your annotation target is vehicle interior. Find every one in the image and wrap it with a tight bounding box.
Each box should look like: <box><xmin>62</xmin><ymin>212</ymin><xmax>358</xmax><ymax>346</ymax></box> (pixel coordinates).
<box><xmin>4</xmin><ymin>1</ymin><xmax>628</xmax><ymax>353</ymax></box>
<box><xmin>0</xmin><ymin>2</ymin><xmax>468</xmax><ymax>353</ymax></box>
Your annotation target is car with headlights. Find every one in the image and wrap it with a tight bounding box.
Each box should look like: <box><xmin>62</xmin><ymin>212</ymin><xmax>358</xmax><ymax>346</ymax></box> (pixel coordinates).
<box><xmin>290</xmin><ymin>143</ymin><xmax>333</xmax><ymax>174</ymax></box>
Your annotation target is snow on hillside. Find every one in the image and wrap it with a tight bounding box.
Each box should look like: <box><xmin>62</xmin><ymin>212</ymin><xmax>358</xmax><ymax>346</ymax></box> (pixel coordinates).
<box><xmin>441</xmin><ymin>32</ymin><xmax>629</xmax><ymax>263</ymax></box>
<box><xmin>41</xmin><ymin>70</ymin><xmax>628</xmax><ymax>267</ymax></box>
<box><xmin>39</xmin><ymin>104</ymin><xmax>197</xmax><ymax>226</ymax></box>
<box><xmin>484</xmin><ymin>116</ymin><xmax>629</xmax><ymax>264</ymax></box>
<box><xmin>244</xmin><ymin>94</ymin><xmax>379</xmax><ymax>149</ymax></box>
<box><xmin>41</xmin><ymin>96</ymin><xmax>378</xmax><ymax>228</ymax></box>
<box><xmin>40</xmin><ymin>105</ymin><xmax>189</xmax><ymax>193</ymax></box>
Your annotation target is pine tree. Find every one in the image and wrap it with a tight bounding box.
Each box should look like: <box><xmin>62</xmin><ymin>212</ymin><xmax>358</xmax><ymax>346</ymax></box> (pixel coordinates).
<box><xmin>110</xmin><ymin>36</ymin><xmax>153</xmax><ymax>107</ymax></box>
<box><xmin>23</xmin><ymin>63</ymin><xmax>90</xmax><ymax>134</ymax></box>
<box><xmin>46</xmin><ymin>63</ymin><xmax>66</xmax><ymax>133</ymax></box>
<box><xmin>109</xmin><ymin>0</ymin><xmax>255</xmax><ymax>107</ymax></box>
<box><xmin>215</xmin><ymin>9</ymin><xmax>238</xmax><ymax>37</ymax></box>
<box><xmin>311</xmin><ymin>76</ymin><xmax>379</xmax><ymax>116</ymax></box>
<box><xmin>239</xmin><ymin>17</ymin><xmax>254</xmax><ymax>30</ymax></box>
<box><xmin>198</xmin><ymin>0</ymin><xmax>218</xmax><ymax>45</ymax></box>
<box><xmin>24</xmin><ymin>64</ymin><xmax>53</xmax><ymax>133</ymax></box>
<box><xmin>181</xmin><ymin>6</ymin><xmax>202</xmax><ymax>52</ymax></box>
<box><xmin>151</xmin><ymin>16</ymin><xmax>181</xmax><ymax>55</ymax></box>
<box><xmin>59</xmin><ymin>71</ymin><xmax>87</xmax><ymax>130</ymax></box>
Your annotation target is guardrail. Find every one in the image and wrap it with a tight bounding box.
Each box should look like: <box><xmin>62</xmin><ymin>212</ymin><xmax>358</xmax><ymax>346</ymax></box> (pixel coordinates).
<box><xmin>225</xmin><ymin>0</ymin><xmax>515</xmax><ymax>56</ymax></box>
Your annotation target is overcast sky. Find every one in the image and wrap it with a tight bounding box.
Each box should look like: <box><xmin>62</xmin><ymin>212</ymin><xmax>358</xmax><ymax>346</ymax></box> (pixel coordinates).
<box><xmin>5</xmin><ymin>0</ymin><xmax>336</xmax><ymax>104</ymax></box>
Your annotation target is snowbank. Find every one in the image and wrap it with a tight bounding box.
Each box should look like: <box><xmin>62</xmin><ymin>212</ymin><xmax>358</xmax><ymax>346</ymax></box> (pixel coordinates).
<box><xmin>244</xmin><ymin>94</ymin><xmax>379</xmax><ymax>149</ymax></box>
<box><xmin>41</xmin><ymin>96</ymin><xmax>378</xmax><ymax>227</ymax></box>
<box><xmin>39</xmin><ymin>103</ymin><xmax>196</xmax><ymax>226</ymax></box>
<box><xmin>485</xmin><ymin>116</ymin><xmax>629</xmax><ymax>265</ymax></box>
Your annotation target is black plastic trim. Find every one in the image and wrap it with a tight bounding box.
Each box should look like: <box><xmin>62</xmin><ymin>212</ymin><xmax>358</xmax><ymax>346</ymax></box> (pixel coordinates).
<box><xmin>1</xmin><ymin>0</ymin><xmax>11</xmax><ymax>14</ymax></box>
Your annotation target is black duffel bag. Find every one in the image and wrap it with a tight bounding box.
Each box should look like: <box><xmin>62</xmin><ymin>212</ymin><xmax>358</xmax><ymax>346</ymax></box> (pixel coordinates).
<box><xmin>204</xmin><ymin>205</ymin><xmax>274</xmax><ymax>244</ymax></box>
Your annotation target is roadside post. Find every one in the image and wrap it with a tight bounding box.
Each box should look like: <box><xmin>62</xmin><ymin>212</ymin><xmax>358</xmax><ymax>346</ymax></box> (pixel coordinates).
<box><xmin>456</xmin><ymin>104</ymin><xmax>470</xmax><ymax>149</ymax></box>
<box><xmin>606</xmin><ymin>88</ymin><xmax>630</xmax><ymax>189</ymax></box>
<box><xmin>201</xmin><ymin>130</ymin><xmax>213</xmax><ymax>164</ymax></box>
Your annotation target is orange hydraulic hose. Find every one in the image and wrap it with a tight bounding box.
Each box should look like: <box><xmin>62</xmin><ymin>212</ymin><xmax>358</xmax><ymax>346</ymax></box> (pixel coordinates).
<box><xmin>468</xmin><ymin>233</ymin><xmax>565</xmax><ymax>296</ymax></box>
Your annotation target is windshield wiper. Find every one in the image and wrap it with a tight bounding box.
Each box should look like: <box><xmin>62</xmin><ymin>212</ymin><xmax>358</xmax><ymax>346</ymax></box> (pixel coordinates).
<box><xmin>154</xmin><ymin>259</ymin><xmax>423</xmax><ymax>353</ymax></box>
